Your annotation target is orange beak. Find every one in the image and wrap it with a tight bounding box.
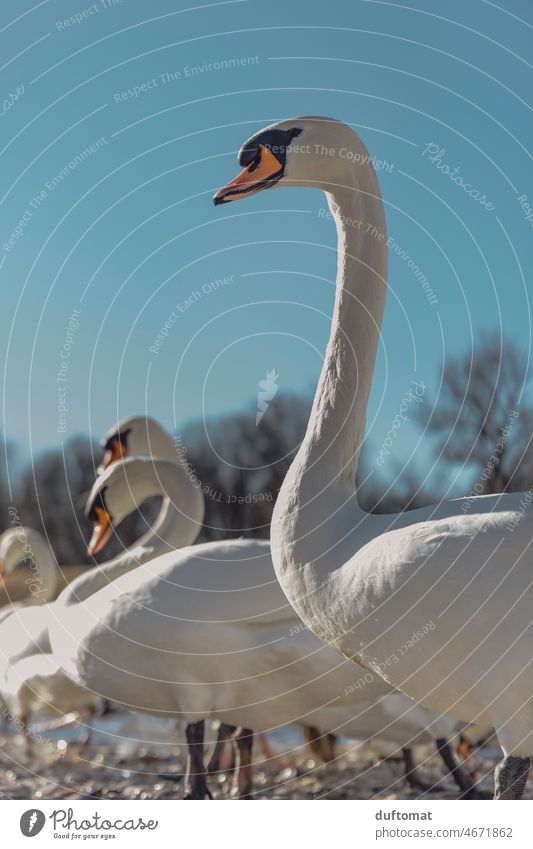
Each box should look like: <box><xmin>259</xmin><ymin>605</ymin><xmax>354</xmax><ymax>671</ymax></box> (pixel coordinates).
<box><xmin>87</xmin><ymin>506</ymin><xmax>114</xmax><ymax>556</ymax></box>
<box><xmin>213</xmin><ymin>145</ymin><xmax>283</xmax><ymax>205</ymax></box>
<box><xmin>97</xmin><ymin>438</ymin><xmax>127</xmax><ymax>475</ymax></box>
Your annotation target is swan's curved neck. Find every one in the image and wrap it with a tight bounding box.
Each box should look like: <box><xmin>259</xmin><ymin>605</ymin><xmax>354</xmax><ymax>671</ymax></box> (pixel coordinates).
<box><xmin>129</xmin><ymin>492</ymin><xmax>184</xmax><ymax>553</ymax></box>
<box><xmin>63</xmin><ymin>466</ymin><xmax>203</xmax><ymax>605</ymax></box>
<box><xmin>302</xmin><ymin>172</ymin><xmax>387</xmax><ymax>495</ymax></box>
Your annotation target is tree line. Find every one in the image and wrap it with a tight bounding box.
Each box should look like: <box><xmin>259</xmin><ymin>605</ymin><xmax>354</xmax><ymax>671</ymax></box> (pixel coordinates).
<box><xmin>0</xmin><ymin>339</ymin><xmax>531</xmax><ymax>567</ymax></box>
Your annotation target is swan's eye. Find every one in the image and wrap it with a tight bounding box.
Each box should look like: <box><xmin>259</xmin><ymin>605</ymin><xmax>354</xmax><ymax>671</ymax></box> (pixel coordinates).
<box><xmin>247</xmin><ymin>153</ymin><xmax>262</xmax><ymax>174</ymax></box>
<box><xmin>99</xmin><ymin>431</ymin><xmax>130</xmax><ymax>472</ymax></box>
<box><xmin>105</xmin><ymin>427</ymin><xmax>131</xmax><ymax>451</ymax></box>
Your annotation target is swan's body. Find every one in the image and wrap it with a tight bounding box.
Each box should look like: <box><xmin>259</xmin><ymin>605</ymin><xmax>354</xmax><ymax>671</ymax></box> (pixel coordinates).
<box><xmin>214</xmin><ymin>116</ymin><xmax>531</xmax><ymax>797</ymax></box>
<box><xmin>277</xmin><ymin>494</ymin><xmax>530</xmax><ymax>735</ymax></box>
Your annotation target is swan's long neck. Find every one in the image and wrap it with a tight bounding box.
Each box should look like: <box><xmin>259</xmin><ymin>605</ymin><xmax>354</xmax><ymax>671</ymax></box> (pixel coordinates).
<box><xmin>272</xmin><ymin>160</ymin><xmax>387</xmax><ymax>599</ymax></box>
<box><xmin>306</xmin><ymin>179</ymin><xmax>387</xmax><ymax>489</ymax></box>
<box><xmin>64</xmin><ymin>466</ymin><xmax>204</xmax><ymax>605</ymax></box>
<box><xmin>109</xmin><ymin>468</ymin><xmax>201</xmax><ymax>568</ymax></box>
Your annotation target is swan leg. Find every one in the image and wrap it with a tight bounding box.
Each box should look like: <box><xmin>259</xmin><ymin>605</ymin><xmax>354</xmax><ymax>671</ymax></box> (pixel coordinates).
<box><xmin>494</xmin><ymin>756</ymin><xmax>530</xmax><ymax>800</ymax></box>
<box><xmin>303</xmin><ymin>726</ymin><xmax>336</xmax><ymax>764</ymax></box>
<box><xmin>21</xmin><ymin>713</ymin><xmax>31</xmax><ymax>758</ymax></box>
<box><xmin>435</xmin><ymin>737</ymin><xmax>478</xmax><ymax>798</ymax></box>
<box><xmin>83</xmin><ymin>704</ymin><xmax>96</xmax><ymax>749</ymax></box>
<box><xmin>184</xmin><ymin>720</ymin><xmax>212</xmax><ymax>800</ymax></box>
<box><xmin>234</xmin><ymin>728</ymin><xmax>254</xmax><ymax>799</ymax></box>
<box><xmin>101</xmin><ymin>700</ymin><xmax>116</xmax><ymax>716</ymax></box>
<box><xmin>402</xmin><ymin>747</ymin><xmax>435</xmax><ymax>794</ymax></box>
<box><xmin>207</xmin><ymin>723</ymin><xmax>236</xmax><ymax>775</ymax></box>
<box><xmin>322</xmin><ymin>733</ymin><xmax>337</xmax><ymax>763</ymax></box>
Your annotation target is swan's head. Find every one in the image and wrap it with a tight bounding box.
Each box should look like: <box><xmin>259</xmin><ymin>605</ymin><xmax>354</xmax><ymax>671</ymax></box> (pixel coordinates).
<box><xmin>214</xmin><ymin>116</ymin><xmax>366</xmax><ymax>204</ymax></box>
<box><xmin>98</xmin><ymin>416</ymin><xmax>177</xmax><ymax>474</ymax></box>
<box><xmin>86</xmin><ymin>456</ymin><xmax>175</xmax><ymax>556</ymax></box>
<box><xmin>0</xmin><ymin>526</ymin><xmax>47</xmax><ymax>579</ymax></box>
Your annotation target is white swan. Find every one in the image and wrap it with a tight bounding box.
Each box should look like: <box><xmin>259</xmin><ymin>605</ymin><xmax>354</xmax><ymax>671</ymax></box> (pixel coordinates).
<box><xmin>55</xmin><ymin>456</ymin><xmax>479</xmax><ymax>798</ymax></box>
<box><xmin>214</xmin><ymin>115</ymin><xmax>531</xmax><ymax>799</ymax></box>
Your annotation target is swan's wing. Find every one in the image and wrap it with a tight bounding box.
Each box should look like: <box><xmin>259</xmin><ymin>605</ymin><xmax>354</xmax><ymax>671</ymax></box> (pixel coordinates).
<box><xmin>0</xmin><ymin>604</ymin><xmax>51</xmax><ymax>674</ymax></box>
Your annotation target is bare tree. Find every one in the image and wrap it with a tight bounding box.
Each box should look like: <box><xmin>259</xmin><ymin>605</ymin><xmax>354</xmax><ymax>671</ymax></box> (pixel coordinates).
<box><xmin>415</xmin><ymin>338</ymin><xmax>533</xmax><ymax>494</ymax></box>
<box><xmin>357</xmin><ymin>459</ymin><xmax>438</xmax><ymax>514</ymax></box>
<box><xmin>14</xmin><ymin>436</ymin><xmax>98</xmax><ymax>565</ymax></box>
<box><xmin>182</xmin><ymin>394</ymin><xmax>310</xmax><ymax>540</ymax></box>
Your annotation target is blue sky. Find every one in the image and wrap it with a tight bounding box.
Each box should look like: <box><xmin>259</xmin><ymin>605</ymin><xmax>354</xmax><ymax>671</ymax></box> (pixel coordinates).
<box><xmin>1</xmin><ymin>0</ymin><xmax>532</xmax><ymax>483</ymax></box>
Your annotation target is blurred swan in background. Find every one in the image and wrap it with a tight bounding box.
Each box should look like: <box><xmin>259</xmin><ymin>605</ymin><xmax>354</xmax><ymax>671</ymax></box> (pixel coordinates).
<box><xmin>0</xmin><ymin>527</ymin><xmax>59</xmax><ymax>623</ymax></box>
